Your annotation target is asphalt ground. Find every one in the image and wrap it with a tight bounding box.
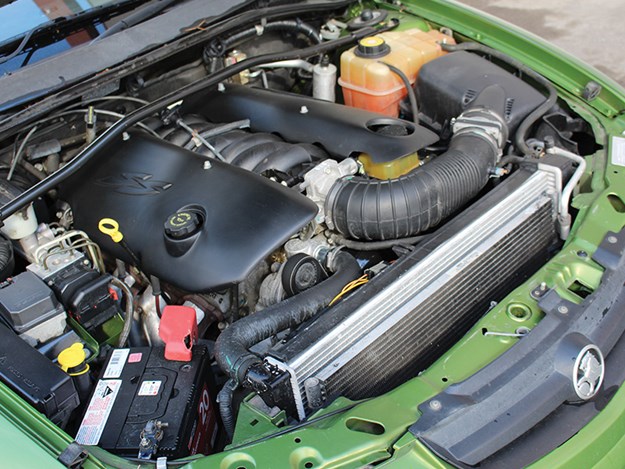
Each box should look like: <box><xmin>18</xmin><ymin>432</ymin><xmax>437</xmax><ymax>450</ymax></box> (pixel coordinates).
<box><xmin>458</xmin><ymin>0</ymin><xmax>625</xmax><ymax>88</ymax></box>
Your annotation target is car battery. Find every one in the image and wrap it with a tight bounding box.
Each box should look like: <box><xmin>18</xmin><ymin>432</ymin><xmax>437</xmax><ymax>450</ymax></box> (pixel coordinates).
<box><xmin>76</xmin><ymin>345</ymin><xmax>219</xmax><ymax>459</ymax></box>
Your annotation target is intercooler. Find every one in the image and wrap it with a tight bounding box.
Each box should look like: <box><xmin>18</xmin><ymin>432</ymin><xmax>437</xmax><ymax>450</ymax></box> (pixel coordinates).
<box><xmin>267</xmin><ymin>165</ymin><xmax>562</xmax><ymax>417</ymax></box>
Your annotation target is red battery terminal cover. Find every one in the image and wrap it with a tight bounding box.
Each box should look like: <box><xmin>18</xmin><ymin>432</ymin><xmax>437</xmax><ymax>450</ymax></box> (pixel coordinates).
<box><xmin>158</xmin><ymin>305</ymin><xmax>198</xmax><ymax>361</ymax></box>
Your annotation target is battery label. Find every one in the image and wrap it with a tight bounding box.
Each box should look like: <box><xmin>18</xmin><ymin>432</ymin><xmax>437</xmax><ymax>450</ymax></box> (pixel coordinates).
<box><xmin>76</xmin><ymin>379</ymin><xmax>121</xmax><ymax>445</ymax></box>
<box><xmin>128</xmin><ymin>352</ymin><xmax>143</xmax><ymax>363</ymax></box>
<box><xmin>138</xmin><ymin>380</ymin><xmax>162</xmax><ymax>396</ymax></box>
<box><xmin>103</xmin><ymin>349</ymin><xmax>129</xmax><ymax>378</ymax></box>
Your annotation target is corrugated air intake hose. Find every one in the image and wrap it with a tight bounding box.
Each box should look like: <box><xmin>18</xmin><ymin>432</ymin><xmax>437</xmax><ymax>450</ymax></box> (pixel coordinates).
<box><xmin>325</xmin><ymin>85</ymin><xmax>509</xmax><ymax>241</ymax></box>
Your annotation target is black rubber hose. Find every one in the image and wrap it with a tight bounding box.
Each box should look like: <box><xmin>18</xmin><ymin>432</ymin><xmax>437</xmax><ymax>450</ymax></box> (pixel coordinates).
<box><xmin>0</xmin><ymin>20</ymin><xmax>398</xmax><ymax>222</ymax></box>
<box><xmin>329</xmin><ymin>233</ymin><xmax>426</xmax><ymax>251</ymax></box>
<box><xmin>326</xmin><ymin>133</ymin><xmax>499</xmax><ymax>241</ymax></box>
<box><xmin>499</xmin><ymin>154</ymin><xmax>529</xmax><ymax>167</ymax></box>
<box><xmin>380</xmin><ymin>61</ymin><xmax>419</xmax><ymax>123</ymax></box>
<box><xmin>0</xmin><ymin>236</ymin><xmax>14</xmax><ymax>281</ymax></box>
<box><xmin>215</xmin><ymin>250</ymin><xmax>361</xmax><ymax>382</ymax></box>
<box><xmin>217</xmin><ymin>379</ymin><xmax>238</xmax><ymax>440</ymax></box>
<box><xmin>440</xmin><ymin>42</ymin><xmax>557</xmax><ymax>156</ymax></box>
<box><xmin>220</xmin><ymin>19</ymin><xmax>323</xmax><ymax>52</ymax></box>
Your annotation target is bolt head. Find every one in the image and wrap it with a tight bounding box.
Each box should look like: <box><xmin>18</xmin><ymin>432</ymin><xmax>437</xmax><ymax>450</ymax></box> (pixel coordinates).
<box><xmin>429</xmin><ymin>400</ymin><xmax>442</xmax><ymax>411</ymax></box>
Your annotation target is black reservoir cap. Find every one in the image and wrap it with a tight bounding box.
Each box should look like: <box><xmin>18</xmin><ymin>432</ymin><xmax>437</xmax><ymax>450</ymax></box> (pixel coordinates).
<box><xmin>164</xmin><ymin>210</ymin><xmax>200</xmax><ymax>240</ymax></box>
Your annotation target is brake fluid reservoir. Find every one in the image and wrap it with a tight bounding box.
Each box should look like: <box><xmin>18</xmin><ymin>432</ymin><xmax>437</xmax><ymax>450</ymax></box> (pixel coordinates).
<box><xmin>339</xmin><ymin>29</ymin><xmax>454</xmax><ymax>117</ymax></box>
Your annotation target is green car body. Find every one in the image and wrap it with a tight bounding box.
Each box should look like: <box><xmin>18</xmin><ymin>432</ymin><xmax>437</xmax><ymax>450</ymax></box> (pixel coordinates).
<box><xmin>2</xmin><ymin>1</ymin><xmax>625</xmax><ymax>468</ymax></box>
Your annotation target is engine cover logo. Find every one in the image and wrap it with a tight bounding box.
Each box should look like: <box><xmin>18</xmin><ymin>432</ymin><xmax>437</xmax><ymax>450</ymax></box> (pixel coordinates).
<box><xmin>96</xmin><ymin>173</ymin><xmax>173</xmax><ymax>195</ymax></box>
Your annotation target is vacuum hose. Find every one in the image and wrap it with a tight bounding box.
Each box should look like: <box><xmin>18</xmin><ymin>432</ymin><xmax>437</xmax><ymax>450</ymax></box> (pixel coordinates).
<box><xmin>215</xmin><ymin>250</ymin><xmax>361</xmax><ymax>383</ymax></box>
<box><xmin>326</xmin><ymin>85</ymin><xmax>509</xmax><ymax>241</ymax></box>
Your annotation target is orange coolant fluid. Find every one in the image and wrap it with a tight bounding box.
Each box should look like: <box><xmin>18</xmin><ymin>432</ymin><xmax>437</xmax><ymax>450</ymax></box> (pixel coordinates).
<box><xmin>339</xmin><ymin>29</ymin><xmax>454</xmax><ymax>117</ymax></box>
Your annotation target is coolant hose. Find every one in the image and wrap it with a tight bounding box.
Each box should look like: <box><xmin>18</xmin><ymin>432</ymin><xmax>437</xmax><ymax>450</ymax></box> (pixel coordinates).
<box><xmin>218</xmin><ymin>379</ymin><xmax>238</xmax><ymax>439</ymax></box>
<box><xmin>215</xmin><ymin>250</ymin><xmax>361</xmax><ymax>383</ymax></box>
<box><xmin>223</xmin><ymin>20</ymin><xmax>322</xmax><ymax>48</ymax></box>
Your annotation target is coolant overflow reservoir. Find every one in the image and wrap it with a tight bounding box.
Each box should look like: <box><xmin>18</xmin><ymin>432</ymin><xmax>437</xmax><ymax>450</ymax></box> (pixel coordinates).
<box><xmin>339</xmin><ymin>28</ymin><xmax>455</xmax><ymax>117</ymax></box>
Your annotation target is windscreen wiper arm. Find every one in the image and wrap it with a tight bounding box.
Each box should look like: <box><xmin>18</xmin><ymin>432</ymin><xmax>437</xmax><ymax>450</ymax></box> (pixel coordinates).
<box><xmin>94</xmin><ymin>0</ymin><xmax>181</xmax><ymax>42</ymax></box>
<box><xmin>0</xmin><ymin>0</ymin><xmax>148</xmax><ymax>65</ymax></box>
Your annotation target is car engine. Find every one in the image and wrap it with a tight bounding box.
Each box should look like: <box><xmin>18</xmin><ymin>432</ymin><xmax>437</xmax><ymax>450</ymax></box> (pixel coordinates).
<box><xmin>0</xmin><ymin>3</ymin><xmax>597</xmax><ymax>462</ymax></box>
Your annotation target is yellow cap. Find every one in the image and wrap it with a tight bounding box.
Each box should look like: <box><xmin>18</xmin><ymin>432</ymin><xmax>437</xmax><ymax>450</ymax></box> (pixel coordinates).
<box><xmin>58</xmin><ymin>343</ymin><xmax>89</xmax><ymax>375</ymax></box>
<box><xmin>359</xmin><ymin>36</ymin><xmax>385</xmax><ymax>48</ymax></box>
<box><xmin>98</xmin><ymin>218</ymin><xmax>124</xmax><ymax>243</ymax></box>
<box><xmin>355</xmin><ymin>36</ymin><xmax>390</xmax><ymax>58</ymax></box>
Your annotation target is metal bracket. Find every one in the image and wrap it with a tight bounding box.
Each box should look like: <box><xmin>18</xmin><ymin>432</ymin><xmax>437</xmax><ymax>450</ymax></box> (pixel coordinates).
<box><xmin>264</xmin><ymin>356</ymin><xmax>306</xmax><ymax>421</ymax></box>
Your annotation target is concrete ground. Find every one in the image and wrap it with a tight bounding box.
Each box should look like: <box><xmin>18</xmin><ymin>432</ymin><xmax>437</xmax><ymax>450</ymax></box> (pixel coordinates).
<box><xmin>458</xmin><ymin>0</ymin><xmax>625</xmax><ymax>88</ymax></box>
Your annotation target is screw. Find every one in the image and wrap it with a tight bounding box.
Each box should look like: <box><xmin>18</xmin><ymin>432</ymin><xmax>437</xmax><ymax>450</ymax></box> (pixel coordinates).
<box><xmin>608</xmin><ymin>235</ymin><xmax>618</xmax><ymax>244</ymax></box>
<box><xmin>429</xmin><ymin>400</ymin><xmax>442</xmax><ymax>411</ymax></box>
<box><xmin>577</xmin><ymin>250</ymin><xmax>588</xmax><ymax>258</ymax></box>
<box><xmin>558</xmin><ymin>305</ymin><xmax>569</xmax><ymax>314</ymax></box>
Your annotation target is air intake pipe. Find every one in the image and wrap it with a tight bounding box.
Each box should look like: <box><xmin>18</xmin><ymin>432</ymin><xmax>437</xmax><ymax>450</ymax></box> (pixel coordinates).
<box><xmin>325</xmin><ymin>85</ymin><xmax>509</xmax><ymax>241</ymax></box>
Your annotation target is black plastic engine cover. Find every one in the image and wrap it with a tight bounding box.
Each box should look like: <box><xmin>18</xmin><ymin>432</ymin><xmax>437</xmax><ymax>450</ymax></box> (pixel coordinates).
<box><xmin>62</xmin><ymin>131</ymin><xmax>317</xmax><ymax>292</ymax></box>
<box><xmin>417</xmin><ymin>51</ymin><xmax>545</xmax><ymax>134</ymax></box>
<box><xmin>199</xmin><ymin>85</ymin><xmax>439</xmax><ymax>163</ymax></box>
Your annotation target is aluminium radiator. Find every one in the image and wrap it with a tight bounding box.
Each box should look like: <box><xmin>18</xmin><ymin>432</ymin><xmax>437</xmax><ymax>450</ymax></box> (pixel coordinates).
<box><xmin>267</xmin><ymin>166</ymin><xmax>563</xmax><ymax>418</ymax></box>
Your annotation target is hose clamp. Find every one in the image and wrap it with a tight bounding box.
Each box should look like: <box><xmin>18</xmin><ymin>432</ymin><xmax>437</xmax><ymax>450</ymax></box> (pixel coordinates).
<box><xmin>325</xmin><ymin>247</ymin><xmax>345</xmax><ymax>273</ymax></box>
<box><xmin>452</xmin><ymin>108</ymin><xmax>508</xmax><ymax>156</ymax></box>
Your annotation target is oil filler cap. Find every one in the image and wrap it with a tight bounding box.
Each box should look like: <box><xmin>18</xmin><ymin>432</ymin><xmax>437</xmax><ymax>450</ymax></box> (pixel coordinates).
<box><xmin>164</xmin><ymin>210</ymin><xmax>200</xmax><ymax>239</ymax></box>
<box><xmin>355</xmin><ymin>36</ymin><xmax>390</xmax><ymax>58</ymax></box>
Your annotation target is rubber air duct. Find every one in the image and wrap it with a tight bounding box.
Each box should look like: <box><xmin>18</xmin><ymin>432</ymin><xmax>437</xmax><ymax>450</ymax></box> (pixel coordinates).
<box><xmin>325</xmin><ymin>85</ymin><xmax>509</xmax><ymax>241</ymax></box>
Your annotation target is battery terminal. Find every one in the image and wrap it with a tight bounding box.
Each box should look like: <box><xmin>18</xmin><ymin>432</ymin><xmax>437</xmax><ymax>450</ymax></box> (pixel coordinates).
<box><xmin>138</xmin><ymin>420</ymin><xmax>168</xmax><ymax>460</ymax></box>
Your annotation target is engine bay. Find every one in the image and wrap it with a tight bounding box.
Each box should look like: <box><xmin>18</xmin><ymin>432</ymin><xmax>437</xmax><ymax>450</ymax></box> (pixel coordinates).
<box><xmin>0</xmin><ymin>1</ymin><xmax>603</xmax><ymax>464</ymax></box>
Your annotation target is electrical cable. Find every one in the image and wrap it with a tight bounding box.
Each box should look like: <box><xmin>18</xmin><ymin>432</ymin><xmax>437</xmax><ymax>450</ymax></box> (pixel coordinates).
<box><xmin>329</xmin><ymin>274</ymin><xmax>369</xmax><ymax>306</ymax></box>
<box><xmin>7</xmin><ymin>125</ymin><xmax>38</xmax><ymax>181</ymax></box>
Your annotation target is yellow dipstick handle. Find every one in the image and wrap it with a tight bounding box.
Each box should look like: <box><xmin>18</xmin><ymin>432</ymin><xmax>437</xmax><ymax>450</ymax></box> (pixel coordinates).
<box><xmin>99</xmin><ymin>218</ymin><xmax>124</xmax><ymax>243</ymax></box>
